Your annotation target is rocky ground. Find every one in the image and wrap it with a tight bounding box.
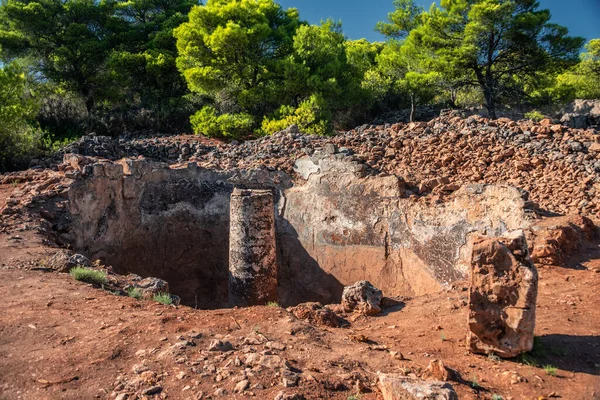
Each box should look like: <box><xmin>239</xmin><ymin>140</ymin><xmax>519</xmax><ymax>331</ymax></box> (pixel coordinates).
<box><xmin>1</xmin><ymin>113</ymin><xmax>600</xmax><ymax>399</ymax></box>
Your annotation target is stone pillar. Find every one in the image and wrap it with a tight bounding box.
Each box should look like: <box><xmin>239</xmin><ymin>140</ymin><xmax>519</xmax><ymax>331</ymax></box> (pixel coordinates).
<box><xmin>229</xmin><ymin>188</ymin><xmax>278</xmax><ymax>306</ymax></box>
<box><xmin>467</xmin><ymin>230</ymin><xmax>538</xmax><ymax>358</ymax></box>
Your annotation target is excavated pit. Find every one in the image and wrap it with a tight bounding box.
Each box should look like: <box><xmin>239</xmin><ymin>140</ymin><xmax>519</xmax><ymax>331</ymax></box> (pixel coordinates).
<box><xmin>67</xmin><ymin>157</ymin><xmax>532</xmax><ymax>308</ymax></box>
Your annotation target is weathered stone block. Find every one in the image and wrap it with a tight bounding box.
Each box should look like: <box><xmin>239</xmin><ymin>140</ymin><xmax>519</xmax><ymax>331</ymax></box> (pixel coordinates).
<box><xmin>229</xmin><ymin>188</ymin><xmax>277</xmax><ymax>306</ymax></box>
<box><xmin>467</xmin><ymin>230</ymin><xmax>538</xmax><ymax>358</ymax></box>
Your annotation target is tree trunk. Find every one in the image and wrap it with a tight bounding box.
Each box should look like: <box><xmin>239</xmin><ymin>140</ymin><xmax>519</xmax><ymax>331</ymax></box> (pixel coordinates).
<box><xmin>409</xmin><ymin>93</ymin><xmax>415</xmax><ymax>123</ymax></box>
<box><xmin>483</xmin><ymin>87</ymin><xmax>496</xmax><ymax>119</ymax></box>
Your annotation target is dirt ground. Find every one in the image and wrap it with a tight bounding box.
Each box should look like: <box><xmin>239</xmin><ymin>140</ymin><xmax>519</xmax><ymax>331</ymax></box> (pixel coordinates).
<box><xmin>1</xmin><ymin>176</ymin><xmax>600</xmax><ymax>400</ymax></box>
<box><xmin>0</xmin><ymin>249</ymin><xmax>598</xmax><ymax>399</ymax></box>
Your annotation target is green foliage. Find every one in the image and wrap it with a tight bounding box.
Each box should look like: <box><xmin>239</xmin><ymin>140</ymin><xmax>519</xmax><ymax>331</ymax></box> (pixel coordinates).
<box><xmin>191</xmin><ymin>106</ymin><xmax>254</xmax><ymax>138</ymax></box>
<box><xmin>376</xmin><ymin>0</ymin><xmax>423</xmax><ymax>39</ymax></box>
<box><xmin>491</xmin><ymin>395</ymin><xmax>504</xmax><ymax>400</ymax></box>
<box><xmin>266</xmin><ymin>301</ymin><xmax>279</xmax><ymax>307</ymax></box>
<box><xmin>261</xmin><ymin>95</ymin><xmax>331</xmax><ymax>135</ymax></box>
<box><xmin>153</xmin><ymin>292</ymin><xmax>173</xmax><ymax>305</ymax></box>
<box><xmin>387</xmin><ymin>0</ymin><xmax>586</xmax><ymax>117</ymax></box>
<box><xmin>0</xmin><ymin>0</ymin><xmax>198</xmax><ymax>134</ymax></box>
<box><xmin>69</xmin><ymin>266</ymin><xmax>108</xmax><ymax>286</ymax></box>
<box><xmin>0</xmin><ymin>62</ymin><xmax>44</xmax><ymax>172</ymax></box>
<box><xmin>553</xmin><ymin>39</ymin><xmax>600</xmax><ymax>100</ymax></box>
<box><xmin>525</xmin><ymin>110</ymin><xmax>545</xmax><ymax>122</ymax></box>
<box><xmin>175</xmin><ymin>0</ymin><xmax>299</xmax><ymax>114</ymax></box>
<box><xmin>127</xmin><ymin>287</ymin><xmax>143</xmax><ymax>300</ymax></box>
<box><xmin>543</xmin><ymin>365</ymin><xmax>558</xmax><ymax>376</ymax></box>
<box><xmin>0</xmin><ymin>0</ymin><xmax>118</xmax><ymax>112</ymax></box>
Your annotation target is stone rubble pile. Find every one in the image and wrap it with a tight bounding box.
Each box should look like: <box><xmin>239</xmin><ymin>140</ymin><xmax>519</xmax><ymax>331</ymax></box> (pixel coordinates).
<box><xmin>9</xmin><ymin>113</ymin><xmax>600</xmax><ymax>221</ymax></box>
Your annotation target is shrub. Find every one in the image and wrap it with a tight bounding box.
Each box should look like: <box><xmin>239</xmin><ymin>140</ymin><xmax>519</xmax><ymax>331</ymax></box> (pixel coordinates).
<box><xmin>0</xmin><ymin>63</ymin><xmax>45</xmax><ymax>172</ymax></box>
<box><xmin>190</xmin><ymin>106</ymin><xmax>254</xmax><ymax>139</ymax></box>
<box><xmin>261</xmin><ymin>94</ymin><xmax>332</xmax><ymax>136</ymax></box>
<box><xmin>127</xmin><ymin>287</ymin><xmax>143</xmax><ymax>300</ymax></box>
<box><xmin>525</xmin><ymin>110</ymin><xmax>545</xmax><ymax>122</ymax></box>
<box><xmin>69</xmin><ymin>266</ymin><xmax>108</xmax><ymax>286</ymax></box>
<box><xmin>153</xmin><ymin>292</ymin><xmax>173</xmax><ymax>305</ymax></box>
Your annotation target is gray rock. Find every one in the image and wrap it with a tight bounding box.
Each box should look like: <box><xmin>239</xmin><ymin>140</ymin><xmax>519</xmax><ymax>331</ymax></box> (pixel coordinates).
<box><xmin>208</xmin><ymin>340</ymin><xmax>233</xmax><ymax>352</ymax></box>
<box><xmin>377</xmin><ymin>372</ymin><xmax>458</xmax><ymax>400</ymax></box>
<box><xmin>341</xmin><ymin>281</ymin><xmax>383</xmax><ymax>316</ymax></box>
<box><xmin>134</xmin><ymin>277</ymin><xmax>170</xmax><ymax>299</ymax></box>
<box><xmin>47</xmin><ymin>250</ymin><xmax>91</xmax><ymax>273</ymax></box>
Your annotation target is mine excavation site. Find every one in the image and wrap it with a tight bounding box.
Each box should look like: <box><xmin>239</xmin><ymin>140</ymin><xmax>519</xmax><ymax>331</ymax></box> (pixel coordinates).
<box><xmin>1</xmin><ymin>112</ymin><xmax>599</xmax><ymax>400</ymax></box>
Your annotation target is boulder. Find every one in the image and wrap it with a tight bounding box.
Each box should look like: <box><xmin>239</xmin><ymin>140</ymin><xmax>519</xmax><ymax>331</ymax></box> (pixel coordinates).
<box><xmin>47</xmin><ymin>250</ymin><xmax>92</xmax><ymax>273</ymax></box>
<box><xmin>341</xmin><ymin>281</ymin><xmax>383</xmax><ymax>316</ymax></box>
<box><xmin>467</xmin><ymin>230</ymin><xmax>538</xmax><ymax>358</ymax></box>
<box><xmin>377</xmin><ymin>372</ymin><xmax>458</xmax><ymax>400</ymax></box>
<box><xmin>134</xmin><ymin>277</ymin><xmax>170</xmax><ymax>299</ymax></box>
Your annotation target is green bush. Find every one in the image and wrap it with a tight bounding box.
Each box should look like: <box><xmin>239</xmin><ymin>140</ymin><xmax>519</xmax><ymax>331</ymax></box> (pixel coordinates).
<box><xmin>126</xmin><ymin>287</ymin><xmax>143</xmax><ymax>300</ymax></box>
<box><xmin>0</xmin><ymin>63</ymin><xmax>45</xmax><ymax>172</ymax></box>
<box><xmin>261</xmin><ymin>95</ymin><xmax>332</xmax><ymax>136</ymax></box>
<box><xmin>525</xmin><ymin>110</ymin><xmax>545</xmax><ymax>122</ymax></box>
<box><xmin>190</xmin><ymin>106</ymin><xmax>254</xmax><ymax>139</ymax></box>
<box><xmin>69</xmin><ymin>266</ymin><xmax>108</xmax><ymax>286</ymax></box>
<box><xmin>153</xmin><ymin>292</ymin><xmax>173</xmax><ymax>305</ymax></box>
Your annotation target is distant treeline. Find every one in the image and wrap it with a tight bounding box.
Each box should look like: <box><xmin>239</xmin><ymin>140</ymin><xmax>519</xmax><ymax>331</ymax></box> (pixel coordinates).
<box><xmin>0</xmin><ymin>0</ymin><xmax>599</xmax><ymax>171</ymax></box>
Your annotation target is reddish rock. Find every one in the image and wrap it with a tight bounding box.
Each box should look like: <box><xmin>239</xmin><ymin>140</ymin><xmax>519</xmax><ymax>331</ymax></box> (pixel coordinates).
<box><xmin>467</xmin><ymin>231</ymin><xmax>538</xmax><ymax>358</ymax></box>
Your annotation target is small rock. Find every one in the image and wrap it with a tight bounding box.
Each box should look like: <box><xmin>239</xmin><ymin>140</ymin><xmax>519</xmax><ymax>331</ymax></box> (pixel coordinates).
<box><xmin>274</xmin><ymin>391</ymin><xmax>306</xmax><ymax>400</ymax></box>
<box><xmin>378</xmin><ymin>372</ymin><xmax>457</xmax><ymax>400</ymax></box>
<box><xmin>234</xmin><ymin>379</ymin><xmax>250</xmax><ymax>393</ymax></box>
<box><xmin>341</xmin><ymin>281</ymin><xmax>383</xmax><ymax>316</ymax></box>
<box><xmin>142</xmin><ymin>385</ymin><xmax>162</xmax><ymax>395</ymax></box>
<box><xmin>208</xmin><ymin>340</ymin><xmax>233</xmax><ymax>352</ymax></box>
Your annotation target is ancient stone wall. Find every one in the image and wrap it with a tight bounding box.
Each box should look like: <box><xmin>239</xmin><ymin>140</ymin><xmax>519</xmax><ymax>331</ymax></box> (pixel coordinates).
<box><xmin>67</xmin><ymin>156</ymin><xmax>531</xmax><ymax>307</ymax></box>
<box><xmin>278</xmin><ymin>156</ymin><xmax>531</xmax><ymax>305</ymax></box>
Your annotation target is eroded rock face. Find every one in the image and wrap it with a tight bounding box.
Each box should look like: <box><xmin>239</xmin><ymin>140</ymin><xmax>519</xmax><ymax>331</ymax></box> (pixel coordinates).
<box><xmin>377</xmin><ymin>372</ymin><xmax>458</xmax><ymax>400</ymax></box>
<box><xmin>66</xmin><ymin>155</ymin><xmax>532</xmax><ymax>307</ymax></box>
<box><xmin>341</xmin><ymin>281</ymin><xmax>383</xmax><ymax>315</ymax></box>
<box><xmin>467</xmin><ymin>230</ymin><xmax>538</xmax><ymax>358</ymax></box>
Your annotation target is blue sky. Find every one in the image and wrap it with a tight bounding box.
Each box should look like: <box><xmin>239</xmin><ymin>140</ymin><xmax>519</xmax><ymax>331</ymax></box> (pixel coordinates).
<box><xmin>278</xmin><ymin>0</ymin><xmax>600</xmax><ymax>43</ymax></box>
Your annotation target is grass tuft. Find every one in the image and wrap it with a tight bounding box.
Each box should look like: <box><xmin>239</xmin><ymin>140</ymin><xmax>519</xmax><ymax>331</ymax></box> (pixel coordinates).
<box><xmin>266</xmin><ymin>301</ymin><xmax>279</xmax><ymax>307</ymax></box>
<box><xmin>543</xmin><ymin>365</ymin><xmax>558</xmax><ymax>376</ymax></box>
<box><xmin>153</xmin><ymin>292</ymin><xmax>173</xmax><ymax>305</ymax></box>
<box><xmin>127</xmin><ymin>287</ymin><xmax>143</xmax><ymax>300</ymax></box>
<box><xmin>69</xmin><ymin>266</ymin><xmax>107</xmax><ymax>286</ymax></box>
<box><xmin>488</xmin><ymin>353</ymin><xmax>501</xmax><ymax>362</ymax></box>
<box><xmin>491</xmin><ymin>394</ymin><xmax>504</xmax><ymax>400</ymax></box>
